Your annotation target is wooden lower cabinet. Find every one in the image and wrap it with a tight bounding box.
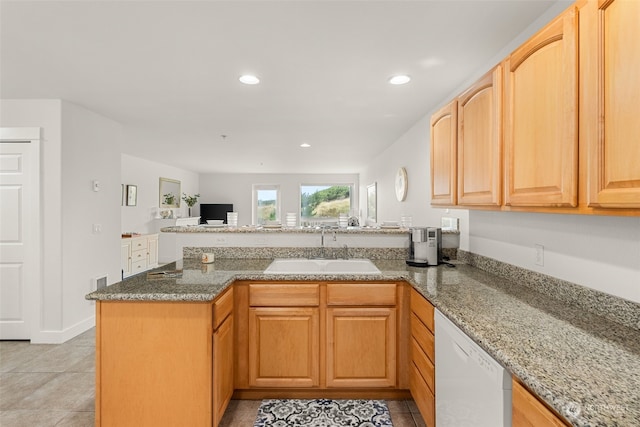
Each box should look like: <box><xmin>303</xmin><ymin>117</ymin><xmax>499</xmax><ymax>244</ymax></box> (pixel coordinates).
<box><xmin>409</xmin><ymin>289</ymin><xmax>436</xmax><ymax>427</ymax></box>
<box><xmin>513</xmin><ymin>379</ymin><xmax>570</xmax><ymax>427</ymax></box>
<box><xmin>236</xmin><ymin>281</ymin><xmax>407</xmax><ymax>396</ymax></box>
<box><xmin>248</xmin><ymin>307</ymin><xmax>320</xmax><ymax>387</ymax></box>
<box><xmin>96</xmin><ymin>301</ymin><xmax>215</xmax><ymax>427</ymax></box>
<box><xmin>326</xmin><ymin>307</ymin><xmax>396</xmax><ymax>387</ymax></box>
<box><xmin>95</xmin><ymin>287</ymin><xmax>234</xmax><ymax>427</ymax></box>
<box><xmin>213</xmin><ymin>288</ymin><xmax>234</xmax><ymax>427</ymax></box>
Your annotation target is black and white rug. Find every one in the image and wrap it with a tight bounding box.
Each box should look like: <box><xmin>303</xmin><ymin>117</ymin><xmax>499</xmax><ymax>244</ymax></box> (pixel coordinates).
<box><xmin>254</xmin><ymin>399</ymin><xmax>393</xmax><ymax>427</ymax></box>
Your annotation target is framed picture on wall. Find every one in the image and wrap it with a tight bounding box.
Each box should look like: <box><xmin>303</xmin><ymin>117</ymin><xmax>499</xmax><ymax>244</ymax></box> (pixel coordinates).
<box><xmin>367</xmin><ymin>182</ymin><xmax>377</xmax><ymax>224</ymax></box>
<box><xmin>126</xmin><ymin>185</ymin><xmax>137</xmax><ymax>206</ymax></box>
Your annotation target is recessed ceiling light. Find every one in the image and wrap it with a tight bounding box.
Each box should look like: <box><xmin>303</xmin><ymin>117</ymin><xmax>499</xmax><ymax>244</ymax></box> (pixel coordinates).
<box><xmin>388</xmin><ymin>75</ymin><xmax>411</xmax><ymax>85</ymax></box>
<box><xmin>300</xmin><ymin>143</ymin><xmax>311</xmax><ymax>148</ymax></box>
<box><xmin>239</xmin><ymin>75</ymin><xmax>260</xmax><ymax>85</ymax></box>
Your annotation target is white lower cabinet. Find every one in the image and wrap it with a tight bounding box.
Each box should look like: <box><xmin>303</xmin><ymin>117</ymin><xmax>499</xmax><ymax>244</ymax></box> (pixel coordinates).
<box><xmin>121</xmin><ymin>234</ymin><xmax>159</xmax><ymax>279</ymax></box>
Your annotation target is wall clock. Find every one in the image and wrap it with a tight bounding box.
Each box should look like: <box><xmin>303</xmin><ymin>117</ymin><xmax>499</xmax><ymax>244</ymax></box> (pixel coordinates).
<box><xmin>395</xmin><ymin>167</ymin><xmax>408</xmax><ymax>201</ymax></box>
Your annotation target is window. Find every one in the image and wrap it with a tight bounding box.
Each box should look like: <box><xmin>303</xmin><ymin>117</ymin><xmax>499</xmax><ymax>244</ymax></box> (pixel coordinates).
<box><xmin>253</xmin><ymin>185</ymin><xmax>280</xmax><ymax>225</ymax></box>
<box><xmin>300</xmin><ymin>184</ymin><xmax>353</xmax><ymax>225</ymax></box>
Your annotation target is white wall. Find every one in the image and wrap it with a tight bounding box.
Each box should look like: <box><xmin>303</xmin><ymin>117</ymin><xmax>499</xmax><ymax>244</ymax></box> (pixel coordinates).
<box><xmin>0</xmin><ymin>99</ymin><xmax>123</xmax><ymax>342</ymax></box>
<box><xmin>61</xmin><ymin>101</ymin><xmax>122</xmax><ymax>335</ymax></box>
<box><xmin>198</xmin><ymin>173</ymin><xmax>359</xmax><ymax>226</ymax></box>
<box><xmin>121</xmin><ymin>153</ymin><xmax>199</xmax><ymax>234</ymax></box>
<box><xmin>360</xmin><ymin>1</ymin><xmax>640</xmax><ymax>304</ymax></box>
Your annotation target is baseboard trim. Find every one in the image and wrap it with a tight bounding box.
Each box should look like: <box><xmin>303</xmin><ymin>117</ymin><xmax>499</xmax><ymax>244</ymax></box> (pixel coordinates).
<box><xmin>233</xmin><ymin>388</ymin><xmax>412</xmax><ymax>400</ymax></box>
<box><xmin>30</xmin><ymin>315</ymin><xmax>96</xmax><ymax>344</ymax></box>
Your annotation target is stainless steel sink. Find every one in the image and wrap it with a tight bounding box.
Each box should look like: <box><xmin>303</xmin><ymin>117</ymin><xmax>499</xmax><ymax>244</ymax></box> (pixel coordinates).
<box><xmin>264</xmin><ymin>258</ymin><xmax>381</xmax><ymax>275</ymax></box>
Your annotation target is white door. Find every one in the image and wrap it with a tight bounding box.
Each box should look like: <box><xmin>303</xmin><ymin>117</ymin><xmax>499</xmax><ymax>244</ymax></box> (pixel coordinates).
<box><xmin>0</xmin><ymin>130</ymin><xmax>40</xmax><ymax>339</ymax></box>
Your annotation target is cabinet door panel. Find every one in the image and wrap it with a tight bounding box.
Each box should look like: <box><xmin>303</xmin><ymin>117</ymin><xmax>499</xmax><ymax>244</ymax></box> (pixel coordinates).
<box><xmin>147</xmin><ymin>235</ymin><xmax>159</xmax><ymax>268</ymax></box>
<box><xmin>213</xmin><ymin>315</ymin><xmax>234</xmax><ymax>427</ymax></box>
<box><xmin>431</xmin><ymin>101</ymin><xmax>458</xmax><ymax>206</ymax></box>
<box><xmin>505</xmin><ymin>7</ymin><xmax>578</xmax><ymax>207</ymax></box>
<box><xmin>326</xmin><ymin>307</ymin><xmax>396</xmax><ymax>387</ymax></box>
<box><xmin>458</xmin><ymin>65</ymin><xmax>503</xmax><ymax>206</ymax></box>
<box><xmin>249</xmin><ymin>307</ymin><xmax>319</xmax><ymax>387</ymax></box>
<box><xmin>585</xmin><ymin>0</ymin><xmax>640</xmax><ymax>208</ymax></box>
<box><xmin>98</xmin><ymin>302</ymin><xmax>213</xmax><ymax>427</ymax></box>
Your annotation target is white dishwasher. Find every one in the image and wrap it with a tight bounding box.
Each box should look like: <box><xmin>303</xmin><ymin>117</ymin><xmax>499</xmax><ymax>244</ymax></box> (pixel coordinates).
<box><xmin>435</xmin><ymin>309</ymin><xmax>512</xmax><ymax>427</ymax></box>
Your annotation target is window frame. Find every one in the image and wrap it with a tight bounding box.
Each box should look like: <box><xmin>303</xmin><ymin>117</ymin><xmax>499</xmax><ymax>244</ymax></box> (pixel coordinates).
<box><xmin>299</xmin><ymin>183</ymin><xmax>355</xmax><ymax>226</ymax></box>
<box><xmin>252</xmin><ymin>184</ymin><xmax>281</xmax><ymax>225</ymax></box>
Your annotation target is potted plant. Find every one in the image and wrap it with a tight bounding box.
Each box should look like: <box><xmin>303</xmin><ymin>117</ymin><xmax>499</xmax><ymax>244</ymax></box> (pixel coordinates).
<box><xmin>163</xmin><ymin>193</ymin><xmax>176</xmax><ymax>206</ymax></box>
<box><xmin>182</xmin><ymin>193</ymin><xmax>200</xmax><ymax>217</ymax></box>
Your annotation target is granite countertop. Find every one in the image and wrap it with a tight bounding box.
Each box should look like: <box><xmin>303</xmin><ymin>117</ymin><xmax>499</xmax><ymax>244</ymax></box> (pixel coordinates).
<box><xmin>160</xmin><ymin>225</ymin><xmax>460</xmax><ymax>234</ymax></box>
<box><xmin>86</xmin><ymin>258</ymin><xmax>640</xmax><ymax>427</ymax></box>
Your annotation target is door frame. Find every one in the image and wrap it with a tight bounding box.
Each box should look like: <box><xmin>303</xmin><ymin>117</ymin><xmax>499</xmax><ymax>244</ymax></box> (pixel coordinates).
<box><xmin>0</xmin><ymin>127</ymin><xmax>41</xmax><ymax>340</ymax></box>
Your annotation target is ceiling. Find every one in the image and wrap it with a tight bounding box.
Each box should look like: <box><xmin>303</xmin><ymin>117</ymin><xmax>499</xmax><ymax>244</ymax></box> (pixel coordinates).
<box><xmin>1</xmin><ymin>0</ymin><xmax>563</xmax><ymax>174</ymax></box>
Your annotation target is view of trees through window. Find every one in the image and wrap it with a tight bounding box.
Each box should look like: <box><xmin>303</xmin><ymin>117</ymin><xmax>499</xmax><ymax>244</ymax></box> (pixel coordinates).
<box><xmin>300</xmin><ymin>185</ymin><xmax>351</xmax><ymax>222</ymax></box>
<box><xmin>256</xmin><ymin>187</ymin><xmax>278</xmax><ymax>224</ymax></box>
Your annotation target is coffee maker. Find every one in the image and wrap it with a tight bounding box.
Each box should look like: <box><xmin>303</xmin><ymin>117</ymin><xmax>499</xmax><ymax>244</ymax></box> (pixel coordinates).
<box><xmin>407</xmin><ymin>227</ymin><xmax>442</xmax><ymax>267</ymax></box>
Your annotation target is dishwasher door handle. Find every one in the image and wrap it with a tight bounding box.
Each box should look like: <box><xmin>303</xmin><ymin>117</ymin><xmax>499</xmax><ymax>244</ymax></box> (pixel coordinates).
<box><xmin>453</xmin><ymin>340</ymin><xmax>470</xmax><ymax>360</ymax></box>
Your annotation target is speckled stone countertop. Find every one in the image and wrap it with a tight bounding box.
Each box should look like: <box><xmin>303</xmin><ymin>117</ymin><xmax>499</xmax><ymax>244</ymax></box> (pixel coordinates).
<box><xmin>86</xmin><ymin>258</ymin><xmax>639</xmax><ymax>427</ymax></box>
<box><xmin>160</xmin><ymin>225</ymin><xmax>459</xmax><ymax>234</ymax></box>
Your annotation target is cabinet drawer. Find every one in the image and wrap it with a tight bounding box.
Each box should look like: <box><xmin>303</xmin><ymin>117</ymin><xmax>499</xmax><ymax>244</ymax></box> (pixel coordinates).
<box><xmin>411</xmin><ymin>313</ymin><xmax>435</xmax><ymax>363</ymax></box>
<box><xmin>131</xmin><ymin>259</ymin><xmax>147</xmax><ymax>274</ymax></box>
<box><xmin>411</xmin><ymin>337</ymin><xmax>434</xmax><ymax>394</ymax></box>
<box><xmin>249</xmin><ymin>284</ymin><xmax>319</xmax><ymax>307</ymax></box>
<box><xmin>513</xmin><ymin>379</ymin><xmax>569</xmax><ymax>426</ymax></box>
<box><xmin>131</xmin><ymin>248</ymin><xmax>147</xmax><ymax>262</ymax></box>
<box><xmin>213</xmin><ymin>287</ymin><xmax>233</xmax><ymax>330</ymax></box>
<box><xmin>131</xmin><ymin>237</ymin><xmax>148</xmax><ymax>251</ymax></box>
<box><xmin>327</xmin><ymin>283</ymin><xmax>396</xmax><ymax>306</ymax></box>
<box><xmin>410</xmin><ymin>289</ymin><xmax>434</xmax><ymax>332</ymax></box>
<box><xmin>410</xmin><ymin>363</ymin><xmax>435</xmax><ymax>427</ymax></box>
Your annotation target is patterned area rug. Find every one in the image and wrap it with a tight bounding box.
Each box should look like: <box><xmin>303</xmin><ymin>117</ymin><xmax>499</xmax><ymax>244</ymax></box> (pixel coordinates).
<box><xmin>254</xmin><ymin>399</ymin><xmax>393</xmax><ymax>427</ymax></box>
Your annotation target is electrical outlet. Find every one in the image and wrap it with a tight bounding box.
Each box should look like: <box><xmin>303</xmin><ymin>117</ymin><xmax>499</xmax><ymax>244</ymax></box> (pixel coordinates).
<box><xmin>535</xmin><ymin>244</ymin><xmax>544</xmax><ymax>266</ymax></box>
<box><xmin>214</xmin><ymin>236</ymin><xmax>227</xmax><ymax>245</ymax></box>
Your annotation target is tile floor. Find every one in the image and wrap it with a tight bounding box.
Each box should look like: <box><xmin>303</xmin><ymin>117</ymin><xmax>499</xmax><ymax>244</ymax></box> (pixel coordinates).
<box><xmin>1</xmin><ymin>328</ymin><xmax>426</xmax><ymax>427</ymax></box>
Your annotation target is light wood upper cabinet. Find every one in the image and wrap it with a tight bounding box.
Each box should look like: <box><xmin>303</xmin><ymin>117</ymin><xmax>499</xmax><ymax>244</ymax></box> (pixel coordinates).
<box><xmin>457</xmin><ymin>65</ymin><xmax>503</xmax><ymax>206</ymax></box>
<box><xmin>581</xmin><ymin>0</ymin><xmax>640</xmax><ymax>209</ymax></box>
<box><xmin>430</xmin><ymin>100</ymin><xmax>458</xmax><ymax>206</ymax></box>
<box><xmin>504</xmin><ymin>6</ymin><xmax>579</xmax><ymax>207</ymax></box>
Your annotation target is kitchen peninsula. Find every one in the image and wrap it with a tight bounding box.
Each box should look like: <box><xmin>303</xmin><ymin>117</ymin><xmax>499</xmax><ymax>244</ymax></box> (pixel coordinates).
<box><xmin>87</xmin><ymin>249</ymin><xmax>640</xmax><ymax>427</ymax></box>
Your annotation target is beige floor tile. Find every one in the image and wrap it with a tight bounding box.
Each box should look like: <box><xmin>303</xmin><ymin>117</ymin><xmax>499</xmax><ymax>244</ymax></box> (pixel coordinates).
<box><xmin>17</xmin><ymin>372</ymin><xmax>94</xmax><ymax>411</ymax></box>
<box><xmin>9</xmin><ymin>344</ymin><xmax>94</xmax><ymax>373</ymax></box>
<box><xmin>0</xmin><ymin>342</ymin><xmax>57</xmax><ymax>373</ymax></box>
<box><xmin>386</xmin><ymin>399</ymin><xmax>410</xmax><ymax>414</ymax></box>
<box><xmin>390</xmin><ymin>411</ymin><xmax>418</xmax><ymax>427</ymax></box>
<box><xmin>55</xmin><ymin>411</ymin><xmax>95</xmax><ymax>427</ymax></box>
<box><xmin>218</xmin><ymin>400</ymin><xmax>261</xmax><ymax>427</ymax></box>
<box><xmin>0</xmin><ymin>409</ymin><xmax>67</xmax><ymax>427</ymax></box>
<box><xmin>0</xmin><ymin>372</ymin><xmax>58</xmax><ymax>410</ymax></box>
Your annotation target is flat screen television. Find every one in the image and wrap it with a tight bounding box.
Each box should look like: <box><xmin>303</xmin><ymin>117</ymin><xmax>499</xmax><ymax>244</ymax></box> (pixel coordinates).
<box><xmin>199</xmin><ymin>204</ymin><xmax>233</xmax><ymax>224</ymax></box>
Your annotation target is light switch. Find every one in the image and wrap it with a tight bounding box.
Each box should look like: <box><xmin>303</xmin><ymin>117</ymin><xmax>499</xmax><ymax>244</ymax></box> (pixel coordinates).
<box><xmin>92</xmin><ymin>180</ymin><xmax>100</xmax><ymax>192</ymax></box>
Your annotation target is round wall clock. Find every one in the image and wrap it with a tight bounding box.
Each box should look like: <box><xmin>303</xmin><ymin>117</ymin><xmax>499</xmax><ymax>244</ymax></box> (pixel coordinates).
<box><xmin>395</xmin><ymin>167</ymin><xmax>408</xmax><ymax>201</ymax></box>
